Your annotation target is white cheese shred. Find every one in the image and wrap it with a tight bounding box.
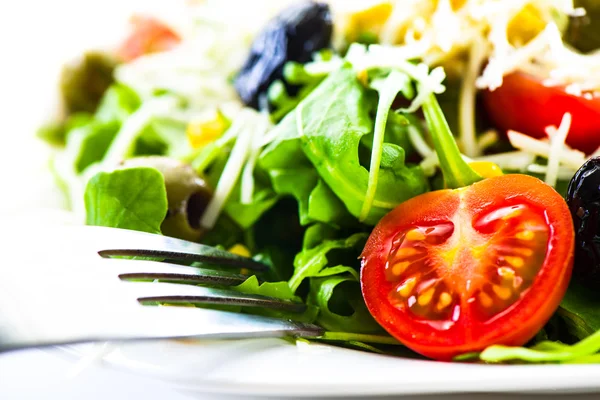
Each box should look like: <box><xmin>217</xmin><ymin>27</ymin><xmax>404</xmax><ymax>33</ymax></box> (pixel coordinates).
<box><xmin>544</xmin><ymin>112</ymin><xmax>572</xmax><ymax>186</ymax></box>
<box><xmin>200</xmin><ymin>109</ymin><xmax>257</xmax><ymax>229</ymax></box>
<box><xmin>507</xmin><ymin>128</ymin><xmax>585</xmax><ymax>170</ymax></box>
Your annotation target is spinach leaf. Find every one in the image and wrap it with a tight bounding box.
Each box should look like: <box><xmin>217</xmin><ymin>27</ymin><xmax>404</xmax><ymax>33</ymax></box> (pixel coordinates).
<box><xmin>260</xmin><ymin>67</ymin><xmax>428</xmax><ymax>225</ymax></box>
<box><xmin>84</xmin><ymin>167</ymin><xmax>168</xmax><ymax>234</ymax></box>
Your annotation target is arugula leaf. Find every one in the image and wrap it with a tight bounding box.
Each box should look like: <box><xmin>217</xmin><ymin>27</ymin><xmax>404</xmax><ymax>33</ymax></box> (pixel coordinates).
<box><xmin>289</xmin><ymin>233</ymin><xmax>367</xmax><ymax>292</ymax></box>
<box><xmin>260</xmin><ymin>67</ymin><xmax>429</xmax><ymax>225</ymax></box>
<box><xmin>95</xmin><ymin>84</ymin><xmax>141</xmax><ymax>123</ymax></box>
<box><xmin>268</xmin><ymin>168</ymin><xmax>354</xmax><ymax>227</ymax></box>
<box><xmin>471</xmin><ymin>328</ymin><xmax>600</xmax><ymax>364</ymax></box>
<box><xmin>558</xmin><ymin>280</ymin><xmax>600</xmax><ymax>340</ymax></box>
<box><xmin>84</xmin><ymin>167</ymin><xmax>168</xmax><ymax>234</ymax></box>
<box><xmin>360</xmin><ymin>70</ymin><xmax>412</xmax><ymax>221</ymax></box>
<box><xmin>422</xmin><ymin>94</ymin><xmax>482</xmax><ymax>189</ymax></box>
<box><xmin>302</xmin><ymin>223</ymin><xmax>339</xmax><ymax>250</ymax></box>
<box><xmin>233</xmin><ymin>276</ymin><xmax>319</xmax><ymax>323</ymax></box>
<box><xmin>70</xmin><ymin>120</ymin><xmax>121</xmax><ymax>173</ymax></box>
<box><xmin>309</xmin><ymin>273</ymin><xmax>382</xmax><ymax>333</ymax></box>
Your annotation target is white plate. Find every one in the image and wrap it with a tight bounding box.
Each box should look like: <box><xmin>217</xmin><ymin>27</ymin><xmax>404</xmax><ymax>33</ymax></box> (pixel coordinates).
<box><xmin>3</xmin><ymin>1</ymin><xmax>600</xmax><ymax>398</ymax></box>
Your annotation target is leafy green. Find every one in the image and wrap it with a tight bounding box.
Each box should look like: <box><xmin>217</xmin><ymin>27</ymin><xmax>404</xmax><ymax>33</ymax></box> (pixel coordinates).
<box><xmin>302</xmin><ymin>223</ymin><xmax>339</xmax><ymax>250</ymax></box>
<box><xmin>309</xmin><ymin>273</ymin><xmax>382</xmax><ymax>333</ymax></box>
<box><xmin>268</xmin><ymin>168</ymin><xmax>354</xmax><ymax>227</ymax></box>
<box><xmin>260</xmin><ymin>67</ymin><xmax>429</xmax><ymax>225</ymax></box>
<box><xmin>70</xmin><ymin>120</ymin><xmax>121</xmax><ymax>173</ymax></box>
<box><xmin>233</xmin><ymin>276</ymin><xmax>319</xmax><ymax>323</ymax></box>
<box><xmin>95</xmin><ymin>84</ymin><xmax>141</xmax><ymax>123</ymax></box>
<box><xmin>84</xmin><ymin>167</ymin><xmax>168</xmax><ymax>234</ymax></box>
<box><xmin>289</xmin><ymin>233</ymin><xmax>367</xmax><ymax>292</ymax></box>
<box><xmin>360</xmin><ymin>70</ymin><xmax>412</xmax><ymax>221</ymax></box>
<box><xmin>558</xmin><ymin>281</ymin><xmax>600</xmax><ymax>340</ymax></box>
<box><xmin>422</xmin><ymin>95</ymin><xmax>482</xmax><ymax>189</ymax></box>
<box><xmin>471</xmin><ymin>328</ymin><xmax>600</xmax><ymax>364</ymax></box>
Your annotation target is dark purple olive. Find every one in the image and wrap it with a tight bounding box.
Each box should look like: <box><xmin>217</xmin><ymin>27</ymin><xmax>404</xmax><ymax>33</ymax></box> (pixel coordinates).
<box><xmin>566</xmin><ymin>157</ymin><xmax>600</xmax><ymax>286</ymax></box>
<box><xmin>234</xmin><ymin>1</ymin><xmax>332</xmax><ymax>109</ymax></box>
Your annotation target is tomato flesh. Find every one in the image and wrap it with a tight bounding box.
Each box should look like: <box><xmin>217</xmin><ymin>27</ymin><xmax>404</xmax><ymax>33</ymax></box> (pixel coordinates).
<box><xmin>118</xmin><ymin>16</ymin><xmax>181</xmax><ymax>62</ymax></box>
<box><xmin>482</xmin><ymin>72</ymin><xmax>600</xmax><ymax>154</ymax></box>
<box><xmin>361</xmin><ymin>175</ymin><xmax>574</xmax><ymax>360</ymax></box>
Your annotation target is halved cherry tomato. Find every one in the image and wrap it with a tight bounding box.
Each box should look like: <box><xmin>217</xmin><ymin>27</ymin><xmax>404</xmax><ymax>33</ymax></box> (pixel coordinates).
<box><xmin>482</xmin><ymin>71</ymin><xmax>600</xmax><ymax>154</ymax></box>
<box><xmin>118</xmin><ymin>15</ymin><xmax>181</xmax><ymax>62</ymax></box>
<box><xmin>360</xmin><ymin>174</ymin><xmax>574</xmax><ymax>360</ymax></box>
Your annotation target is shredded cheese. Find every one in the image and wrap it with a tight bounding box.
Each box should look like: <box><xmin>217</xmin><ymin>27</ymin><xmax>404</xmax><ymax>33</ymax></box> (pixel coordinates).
<box><xmin>544</xmin><ymin>112</ymin><xmax>572</xmax><ymax>186</ymax></box>
<box><xmin>200</xmin><ymin>109</ymin><xmax>259</xmax><ymax>229</ymax></box>
<box><xmin>507</xmin><ymin>128</ymin><xmax>585</xmax><ymax>170</ymax></box>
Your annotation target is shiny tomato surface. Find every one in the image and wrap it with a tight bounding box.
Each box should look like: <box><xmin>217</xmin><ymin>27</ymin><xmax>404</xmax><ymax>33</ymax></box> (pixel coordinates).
<box><xmin>483</xmin><ymin>72</ymin><xmax>600</xmax><ymax>154</ymax></box>
<box><xmin>360</xmin><ymin>175</ymin><xmax>574</xmax><ymax>360</ymax></box>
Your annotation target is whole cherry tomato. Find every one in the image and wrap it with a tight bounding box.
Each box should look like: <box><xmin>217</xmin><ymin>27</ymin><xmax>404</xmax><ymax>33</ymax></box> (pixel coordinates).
<box><xmin>483</xmin><ymin>72</ymin><xmax>600</xmax><ymax>154</ymax></box>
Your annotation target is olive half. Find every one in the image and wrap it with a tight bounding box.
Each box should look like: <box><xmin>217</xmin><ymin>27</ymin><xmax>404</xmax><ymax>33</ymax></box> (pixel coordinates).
<box><xmin>121</xmin><ymin>156</ymin><xmax>212</xmax><ymax>242</ymax></box>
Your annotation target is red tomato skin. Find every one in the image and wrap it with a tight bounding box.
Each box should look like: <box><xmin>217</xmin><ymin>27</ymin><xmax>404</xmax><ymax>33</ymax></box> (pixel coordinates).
<box><xmin>118</xmin><ymin>16</ymin><xmax>181</xmax><ymax>62</ymax></box>
<box><xmin>482</xmin><ymin>72</ymin><xmax>600</xmax><ymax>155</ymax></box>
<box><xmin>360</xmin><ymin>175</ymin><xmax>574</xmax><ymax>360</ymax></box>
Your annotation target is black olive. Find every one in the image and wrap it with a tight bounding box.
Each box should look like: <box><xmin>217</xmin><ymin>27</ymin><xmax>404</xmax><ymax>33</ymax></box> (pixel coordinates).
<box><xmin>121</xmin><ymin>156</ymin><xmax>212</xmax><ymax>242</ymax></box>
<box><xmin>566</xmin><ymin>157</ymin><xmax>600</xmax><ymax>286</ymax></box>
<box><xmin>234</xmin><ymin>1</ymin><xmax>332</xmax><ymax>109</ymax></box>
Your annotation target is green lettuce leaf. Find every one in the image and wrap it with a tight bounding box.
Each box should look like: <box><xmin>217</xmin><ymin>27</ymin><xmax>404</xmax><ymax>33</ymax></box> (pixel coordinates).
<box><xmin>84</xmin><ymin>167</ymin><xmax>168</xmax><ymax>234</ymax></box>
<box><xmin>260</xmin><ymin>66</ymin><xmax>428</xmax><ymax>225</ymax></box>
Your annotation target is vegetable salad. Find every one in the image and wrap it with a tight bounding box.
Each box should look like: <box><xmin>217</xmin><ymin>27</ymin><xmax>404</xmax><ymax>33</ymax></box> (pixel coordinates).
<box><xmin>40</xmin><ymin>0</ymin><xmax>600</xmax><ymax>362</ymax></box>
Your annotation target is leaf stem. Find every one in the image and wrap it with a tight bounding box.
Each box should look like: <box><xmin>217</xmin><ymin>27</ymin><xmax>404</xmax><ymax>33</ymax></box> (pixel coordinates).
<box><xmin>422</xmin><ymin>95</ymin><xmax>482</xmax><ymax>189</ymax></box>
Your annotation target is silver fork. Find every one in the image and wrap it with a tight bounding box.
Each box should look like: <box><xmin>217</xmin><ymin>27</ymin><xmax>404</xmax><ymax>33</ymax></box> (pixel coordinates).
<box><xmin>0</xmin><ymin>225</ymin><xmax>322</xmax><ymax>352</ymax></box>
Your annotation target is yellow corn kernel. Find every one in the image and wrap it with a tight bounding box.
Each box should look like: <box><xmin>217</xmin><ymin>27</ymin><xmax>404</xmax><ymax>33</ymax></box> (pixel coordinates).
<box><xmin>507</xmin><ymin>4</ymin><xmax>546</xmax><ymax>46</ymax></box>
<box><xmin>228</xmin><ymin>244</ymin><xmax>251</xmax><ymax>258</ymax></box>
<box><xmin>346</xmin><ymin>2</ymin><xmax>393</xmax><ymax>41</ymax></box>
<box><xmin>469</xmin><ymin>161</ymin><xmax>504</xmax><ymax>178</ymax></box>
<box><xmin>357</xmin><ymin>69</ymin><xmax>369</xmax><ymax>86</ymax></box>
<box><xmin>449</xmin><ymin>0</ymin><xmax>467</xmax><ymax>11</ymax></box>
<box><xmin>186</xmin><ymin>109</ymin><xmax>230</xmax><ymax>149</ymax></box>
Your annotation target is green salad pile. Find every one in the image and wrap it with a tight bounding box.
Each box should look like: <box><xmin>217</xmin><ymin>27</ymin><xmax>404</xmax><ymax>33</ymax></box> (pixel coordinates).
<box><xmin>39</xmin><ymin>0</ymin><xmax>600</xmax><ymax>362</ymax></box>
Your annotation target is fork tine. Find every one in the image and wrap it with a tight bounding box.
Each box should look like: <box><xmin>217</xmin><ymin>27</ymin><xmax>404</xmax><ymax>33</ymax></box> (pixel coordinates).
<box><xmin>99</xmin><ymin>258</ymin><xmax>251</xmax><ymax>286</ymax></box>
<box><xmin>122</xmin><ymin>281</ymin><xmax>306</xmax><ymax>313</ymax></box>
<box><xmin>90</xmin><ymin>226</ymin><xmax>268</xmax><ymax>272</ymax></box>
